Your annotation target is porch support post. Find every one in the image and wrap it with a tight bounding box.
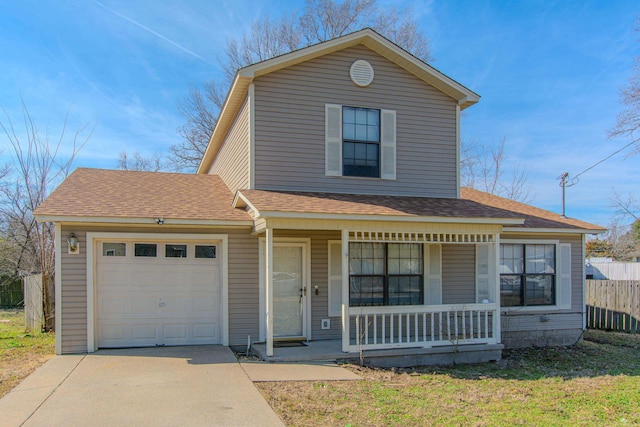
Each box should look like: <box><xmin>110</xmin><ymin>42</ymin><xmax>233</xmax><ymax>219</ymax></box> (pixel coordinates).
<box><xmin>341</xmin><ymin>229</ymin><xmax>350</xmax><ymax>352</ymax></box>
<box><xmin>265</xmin><ymin>227</ymin><xmax>274</xmax><ymax>357</ymax></box>
<box><xmin>493</xmin><ymin>234</ymin><xmax>501</xmax><ymax>344</ymax></box>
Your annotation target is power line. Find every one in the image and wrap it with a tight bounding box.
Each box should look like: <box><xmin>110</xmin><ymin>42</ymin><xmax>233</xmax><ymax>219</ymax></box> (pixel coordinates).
<box><xmin>565</xmin><ymin>139</ymin><xmax>637</xmax><ymax>187</ymax></box>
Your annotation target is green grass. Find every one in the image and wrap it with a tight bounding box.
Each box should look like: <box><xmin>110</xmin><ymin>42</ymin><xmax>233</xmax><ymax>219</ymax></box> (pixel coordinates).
<box><xmin>257</xmin><ymin>330</ymin><xmax>640</xmax><ymax>426</ymax></box>
<box><xmin>0</xmin><ymin>309</ymin><xmax>55</xmax><ymax>397</ymax></box>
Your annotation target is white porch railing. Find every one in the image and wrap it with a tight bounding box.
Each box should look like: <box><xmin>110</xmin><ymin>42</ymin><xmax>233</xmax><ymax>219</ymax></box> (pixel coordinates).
<box><xmin>346</xmin><ymin>303</ymin><xmax>499</xmax><ymax>352</ymax></box>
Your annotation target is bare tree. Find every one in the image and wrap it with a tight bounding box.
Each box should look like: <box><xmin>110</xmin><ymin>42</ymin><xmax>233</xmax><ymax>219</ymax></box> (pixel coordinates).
<box><xmin>117</xmin><ymin>151</ymin><xmax>163</xmax><ymax>172</ymax></box>
<box><xmin>609</xmin><ymin>16</ymin><xmax>640</xmax><ymax>155</ymax></box>
<box><xmin>461</xmin><ymin>137</ymin><xmax>534</xmax><ymax>203</ymax></box>
<box><xmin>610</xmin><ymin>189</ymin><xmax>639</xmax><ymax>222</ymax></box>
<box><xmin>172</xmin><ymin>0</ymin><xmax>432</xmax><ymax>171</ymax></box>
<box><xmin>0</xmin><ymin>100</ymin><xmax>91</xmax><ymax>330</ymax></box>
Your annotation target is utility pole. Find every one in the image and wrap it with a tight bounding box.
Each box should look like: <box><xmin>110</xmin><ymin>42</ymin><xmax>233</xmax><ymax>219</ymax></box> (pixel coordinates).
<box><xmin>559</xmin><ymin>172</ymin><xmax>569</xmax><ymax>218</ymax></box>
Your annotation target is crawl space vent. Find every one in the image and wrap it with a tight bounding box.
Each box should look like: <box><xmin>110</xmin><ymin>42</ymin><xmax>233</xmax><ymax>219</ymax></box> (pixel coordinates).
<box><xmin>350</xmin><ymin>60</ymin><xmax>374</xmax><ymax>87</ymax></box>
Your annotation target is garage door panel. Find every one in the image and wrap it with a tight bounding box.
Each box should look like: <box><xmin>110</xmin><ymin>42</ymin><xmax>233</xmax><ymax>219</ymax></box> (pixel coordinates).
<box><xmin>193</xmin><ymin>323</ymin><xmax>218</xmax><ymax>341</ymax></box>
<box><xmin>131</xmin><ymin>296</ymin><xmax>159</xmax><ymax>315</ymax></box>
<box><xmin>193</xmin><ymin>296</ymin><xmax>217</xmax><ymax>313</ymax></box>
<box><xmin>96</xmin><ymin>239</ymin><xmax>221</xmax><ymax>349</ymax></box>
<box><xmin>99</xmin><ymin>297</ymin><xmax>131</xmax><ymax>315</ymax></box>
<box><xmin>131</xmin><ymin>324</ymin><xmax>158</xmax><ymax>341</ymax></box>
<box><xmin>163</xmin><ymin>324</ymin><xmax>187</xmax><ymax>340</ymax></box>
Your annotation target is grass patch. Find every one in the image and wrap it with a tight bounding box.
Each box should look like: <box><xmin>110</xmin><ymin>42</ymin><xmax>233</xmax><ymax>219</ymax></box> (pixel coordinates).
<box><xmin>257</xmin><ymin>330</ymin><xmax>640</xmax><ymax>426</ymax></box>
<box><xmin>0</xmin><ymin>309</ymin><xmax>55</xmax><ymax>398</ymax></box>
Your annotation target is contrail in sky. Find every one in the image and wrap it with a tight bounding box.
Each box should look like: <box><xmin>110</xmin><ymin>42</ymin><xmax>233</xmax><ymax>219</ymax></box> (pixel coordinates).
<box><xmin>93</xmin><ymin>1</ymin><xmax>216</xmax><ymax>67</ymax></box>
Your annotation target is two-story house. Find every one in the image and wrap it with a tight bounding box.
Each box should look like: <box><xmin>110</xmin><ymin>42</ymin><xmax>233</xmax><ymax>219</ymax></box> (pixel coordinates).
<box><xmin>35</xmin><ymin>29</ymin><xmax>604</xmax><ymax>365</ymax></box>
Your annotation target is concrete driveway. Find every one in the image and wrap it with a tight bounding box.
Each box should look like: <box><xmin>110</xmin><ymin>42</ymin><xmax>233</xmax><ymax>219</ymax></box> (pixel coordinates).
<box><xmin>0</xmin><ymin>346</ymin><xmax>284</xmax><ymax>427</ymax></box>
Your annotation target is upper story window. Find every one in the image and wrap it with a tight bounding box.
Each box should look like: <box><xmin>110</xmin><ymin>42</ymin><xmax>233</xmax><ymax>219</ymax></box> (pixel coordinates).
<box><xmin>500</xmin><ymin>244</ymin><xmax>556</xmax><ymax>307</ymax></box>
<box><xmin>343</xmin><ymin>107</ymin><xmax>380</xmax><ymax>177</ymax></box>
<box><xmin>325</xmin><ymin>104</ymin><xmax>396</xmax><ymax>180</ymax></box>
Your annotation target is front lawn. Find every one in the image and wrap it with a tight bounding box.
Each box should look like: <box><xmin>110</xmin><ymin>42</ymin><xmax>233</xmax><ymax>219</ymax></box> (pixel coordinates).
<box><xmin>0</xmin><ymin>309</ymin><xmax>55</xmax><ymax>398</ymax></box>
<box><xmin>257</xmin><ymin>330</ymin><xmax>640</xmax><ymax>426</ymax></box>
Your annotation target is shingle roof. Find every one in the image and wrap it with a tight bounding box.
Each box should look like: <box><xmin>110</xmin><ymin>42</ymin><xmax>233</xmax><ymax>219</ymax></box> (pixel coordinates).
<box><xmin>34</xmin><ymin>168</ymin><xmax>251</xmax><ymax>223</ymax></box>
<box><xmin>460</xmin><ymin>187</ymin><xmax>605</xmax><ymax>231</ymax></box>
<box><xmin>237</xmin><ymin>190</ymin><xmax>524</xmax><ymax>223</ymax></box>
<box><xmin>237</xmin><ymin>188</ymin><xmax>605</xmax><ymax>232</ymax></box>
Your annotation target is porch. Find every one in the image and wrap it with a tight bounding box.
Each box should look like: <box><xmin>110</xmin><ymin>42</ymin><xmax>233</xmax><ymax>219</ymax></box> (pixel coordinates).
<box><xmin>259</xmin><ymin>226</ymin><xmax>502</xmax><ymax>358</ymax></box>
<box><xmin>251</xmin><ymin>339</ymin><xmax>504</xmax><ymax>367</ymax></box>
<box><xmin>252</xmin><ymin>302</ymin><xmax>502</xmax><ymax>366</ymax></box>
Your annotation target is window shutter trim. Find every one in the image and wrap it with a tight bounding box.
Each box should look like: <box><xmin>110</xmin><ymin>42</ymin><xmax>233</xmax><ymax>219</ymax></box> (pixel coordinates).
<box><xmin>426</xmin><ymin>244</ymin><xmax>442</xmax><ymax>304</ymax></box>
<box><xmin>476</xmin><ymin>244</ymin><xmax>490</xmax><ymax>303</ymax></box>
<box><xmin>328</xmin><ymin>241</ymin><xmax>342</xmax><ymax>317</ymax></box>
<box><xmin>325</xmin><ymin>104</ymin><xmax>342</xmax><ymax>176</ymax></box>
<box><xmin>557</xmin><ymin>243</ymin><xmax>572</xmax><ymax>309</ymax></box>
<box><xmin>380</xmin><ymin>109</ymin><xmax>396</xmax><ymax>180</ymax></box>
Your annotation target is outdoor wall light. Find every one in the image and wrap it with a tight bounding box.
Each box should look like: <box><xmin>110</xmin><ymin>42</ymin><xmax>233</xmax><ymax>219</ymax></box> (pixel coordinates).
<box><xmin>67</xmin><ymin>233</ymin><xmax>79</xmax><ymax>254</ymax></box>
<box><xmin>155</xmin><ymin>217</ymin><xmax>165</xmax><ymax>225</ymax></box>
<box><xmin>314</xmin><ymin>284</ymin><xmax>319</xmax><ymax>295</ymax></box>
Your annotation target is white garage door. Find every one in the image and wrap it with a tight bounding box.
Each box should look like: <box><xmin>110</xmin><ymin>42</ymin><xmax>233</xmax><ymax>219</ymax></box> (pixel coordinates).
<box><xmin>96</xmin><ymin>240</ymin><xmax>221</xmax><ymax>348</ymax></box>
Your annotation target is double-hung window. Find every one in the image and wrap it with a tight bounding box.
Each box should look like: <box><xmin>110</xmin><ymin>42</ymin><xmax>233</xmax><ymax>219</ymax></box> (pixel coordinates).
<box><xmin>500</xmin><ymin>244</ymin><xmax>556</xmax><ymax>307</ymax></box>
<box><xmin>342</xmin><ymin>107</ymin><xmax>380</xmax><ymax>177</ymax></box>
<box><xmin>325</xmin><ymin>104</ymin><xmax>396</xmax><ymax>180</ymax></box>
<box><xmin>349</xmin><ymin>242</ymin><xmax>423</xmax><ymax>306</ymax></box>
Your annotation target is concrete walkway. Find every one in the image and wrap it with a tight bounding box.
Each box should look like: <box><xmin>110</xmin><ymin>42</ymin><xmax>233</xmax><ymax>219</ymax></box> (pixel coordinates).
<box><xmin>0</xmin><ymin>346</ymin><xmax>284</xmax><ymax>427</ymax></box>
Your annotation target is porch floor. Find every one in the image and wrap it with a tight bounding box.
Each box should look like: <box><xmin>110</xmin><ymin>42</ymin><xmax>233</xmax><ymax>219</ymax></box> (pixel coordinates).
<box><xmin>251</xmin><ymin>340</ymin><xmax>504</xmax><ymax>367</ymax></box>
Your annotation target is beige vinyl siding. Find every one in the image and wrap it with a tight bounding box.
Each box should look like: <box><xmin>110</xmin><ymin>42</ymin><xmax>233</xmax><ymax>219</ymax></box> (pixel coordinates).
<box><xmin>441</xmin><ymin>244</ymin><xmax>476</xmax><ymax>304</ymax></box>
<box><xmin>253</xmin><ymin>45</ymin><xmax>458</xmax><ymax>198</ymax></box>
<box><xmin>59</xmin><ymin>228</ymin><xmax>89</xmax><ymax>353</ymax></box>
<box><xmin>58</xmin><ymin>225</ymin><xmax>258</xmax><ymax>353</ymax></box>
<box><xmin>226</xmin><ymin>229</ymin><xmax>260</xmax><ymax>345</ymax></box>
<box><xmin>275</xmin><ymin>230</ymin><xmax>342</xmax><ymax>340</ymax></box>
<box><xmin>208</xmin><ymin>97</ymin><xmax>250</xmax><ymax>192</ymax></box>
<box><xmin>499</xmin><ymin>233</ymin><xmax>584</xmax><ymax>348</ymax></box>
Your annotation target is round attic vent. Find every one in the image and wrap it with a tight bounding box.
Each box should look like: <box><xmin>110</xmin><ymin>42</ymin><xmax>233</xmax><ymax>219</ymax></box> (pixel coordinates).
<box><xmin>350</xmin><ymin>60</ymin><xmax>374</xmax><ymax>87</ymax></box>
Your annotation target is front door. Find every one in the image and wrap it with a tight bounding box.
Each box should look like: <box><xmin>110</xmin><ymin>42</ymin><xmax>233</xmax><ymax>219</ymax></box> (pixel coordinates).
<box><xmin>273</xmin><ymin>244</ymin><xmax>306</xmax><ymax>339</ymax></box>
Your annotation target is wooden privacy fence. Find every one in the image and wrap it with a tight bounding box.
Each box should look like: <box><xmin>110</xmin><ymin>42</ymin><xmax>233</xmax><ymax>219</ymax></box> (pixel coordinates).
<box><xmin>23</xmin><ymin>274</ymin><xmax>44</xmax><ymax>332</ymax></box>
<box><xmin>586</xmin><ymin>280</ymin><xmax>640</xmax><ymax>333</ymax></box>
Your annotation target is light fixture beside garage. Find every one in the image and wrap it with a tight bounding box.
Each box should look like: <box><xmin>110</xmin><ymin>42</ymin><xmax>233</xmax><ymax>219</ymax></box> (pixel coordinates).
<box><xmin>155</xmin><ymin>217</ymin><xmax>164</xmax><ymax>225</ymax></box>
<box><xmin>67</xmin><ymin>233</ymin><xmax>80</xmax><ymax>254</ymax></box>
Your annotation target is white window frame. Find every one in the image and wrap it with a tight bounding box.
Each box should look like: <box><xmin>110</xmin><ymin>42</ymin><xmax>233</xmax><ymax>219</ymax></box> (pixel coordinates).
<box><xmin>499</xmin><ymin>239</ymin><xmax>571</xmax><ymax>312</ymax></box>
<box><xmin>325</xmin><ymin>103</ymin><xmax>396</xmax><ymax>180</ymax></box>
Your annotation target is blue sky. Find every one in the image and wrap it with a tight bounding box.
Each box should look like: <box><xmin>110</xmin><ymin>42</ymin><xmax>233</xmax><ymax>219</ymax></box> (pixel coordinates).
<box><xmin>0</xmin><ymin>0</ymin><xmax>638</xmax><ymax>229</ymax></box>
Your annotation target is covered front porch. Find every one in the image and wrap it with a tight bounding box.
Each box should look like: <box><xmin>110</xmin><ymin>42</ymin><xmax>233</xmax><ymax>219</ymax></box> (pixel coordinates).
<box><xmin>258</xmin><ymin>225</ymin><xmax>504</xmax><ymax>361</ymax></box>
<box><xmin>233</xmin><ymin>188</ymin><xmax>523</xmax><ymax>363</ymax></box>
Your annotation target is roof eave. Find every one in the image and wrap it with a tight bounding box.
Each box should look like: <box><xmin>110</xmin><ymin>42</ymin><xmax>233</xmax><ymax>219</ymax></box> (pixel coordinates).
<box><xmin>256</xmin><ymin>210</ymin><xmax>524</xmax><ymax>225</ymax></box>
<box><xmin>34</xmin><ymin>214</ymin><xmax>253</xmax><ymax>227</ymax></box>
<box><xmin>502</xmin><ymin>226</ymin><xmax>607</xmax><ymax>235</ymax></box>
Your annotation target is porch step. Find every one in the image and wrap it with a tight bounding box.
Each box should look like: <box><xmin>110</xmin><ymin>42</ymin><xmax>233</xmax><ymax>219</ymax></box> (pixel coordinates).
<box><xmin>251</xmin><ymin>340</ymin><xmax>503</xmax><ymax>367</ymax></box>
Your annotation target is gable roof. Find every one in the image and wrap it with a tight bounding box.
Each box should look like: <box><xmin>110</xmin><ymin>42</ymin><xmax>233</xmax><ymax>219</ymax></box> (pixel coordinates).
<box><xmin>197</xmin><ymin>28</ymin><xmax>480</xmax><ymax>174</ymax></box>
<box><xmin>460</xmin><ymin>187</ymin><xmax>605</xmax><ymax>233</ymax></box>
<box><xmin>34</xmin><ymin>168</ymin><xmax>252</xmax><ymax>225</ymax></box>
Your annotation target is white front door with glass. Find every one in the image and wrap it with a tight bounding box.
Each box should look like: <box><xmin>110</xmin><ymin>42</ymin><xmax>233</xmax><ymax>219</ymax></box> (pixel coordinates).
<box><xmin>272</xmin><ymin>244</ymin><xmax>306</xmax><ymax>339</ymax></box>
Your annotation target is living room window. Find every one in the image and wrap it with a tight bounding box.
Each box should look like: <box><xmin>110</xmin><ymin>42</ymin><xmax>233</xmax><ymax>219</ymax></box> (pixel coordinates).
<box><xmin>342</xmin><ymin>106</ymin><xmax>380</xmax><ymax>177</ymax></box>
<box><xmin>349</xmin><ymin>242</ymin><xmax>423</xmax><ymax>306</ymax></box>
<box><xmin>500</xmin><ymin>243</ymin><xmax>556</xmax><ymax>307</ymax></box>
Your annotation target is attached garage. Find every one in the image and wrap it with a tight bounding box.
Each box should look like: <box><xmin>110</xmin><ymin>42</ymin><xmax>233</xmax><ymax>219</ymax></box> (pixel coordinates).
<box><xmin>86</xmin><ymin>233</ymin><xmax>229</xmax><ymax>351</ymax></box>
